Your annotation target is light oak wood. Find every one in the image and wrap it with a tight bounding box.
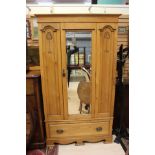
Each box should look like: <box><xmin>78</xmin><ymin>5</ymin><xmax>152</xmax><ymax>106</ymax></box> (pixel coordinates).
<box><xmin>95</xmin><ymin>23</ymin><xmax>117</xmax><ymax>118</ymax></box>
<box><xmin>44</xmin><ymin>117</ymin><xmax>113</xmax><ymax>124</ymax></box>
<box><xmin>61</xmin><ymin>23</ymin><xmax>96</xmax><ymax>30</ymax></box>
<box><xmin>48</xmin><ymin>122</ymin><xmax>109</xmax><ymax>138</ymax></box>
<box><xmin>103</xmin><ymin>136</ymin><xmax>113</xmax><ymax>144</ymax></box>
<box><xmin>37</xmin><ymin>14</ymin><xmax>120</xmax><ymax>145</ymax></box>
<box><xmin>39</xmin><ymin>23</ymin><xmax>64</xmax><ymax>121</ymax></box>
<box><xmin>36</xmin><ymin>14</ymin><xmax>120</xmax><ymax>23</ymax></box>
<box><xmin>60</xmin><ymin>27</ymin><xmax>68</xmax><ymax>120</ymax></box>
<box><xmin>46</xmin><ymin>135</ymin><xmax>113</xmax><ymax>145</ymax></box>
<box><xmin>60</xmin><ymin>23</ymin><xmax>97</xmax><ymax>119</ymax></box>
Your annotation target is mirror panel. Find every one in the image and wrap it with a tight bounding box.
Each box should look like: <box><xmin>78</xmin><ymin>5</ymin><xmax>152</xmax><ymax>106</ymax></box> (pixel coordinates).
<box><xmin>66</xmin><ymin>31</ymin><xmax>92</xmax><ymax>115</ymax></box>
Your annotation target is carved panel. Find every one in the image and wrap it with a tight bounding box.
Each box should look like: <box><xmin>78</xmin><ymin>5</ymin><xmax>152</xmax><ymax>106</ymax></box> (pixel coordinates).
<box><xmin>41</xmin><ymin>25</ymin><xmax>57</xmax><ymax>32</ymax></box>
<box><xmin>46</xmin><ymin>32</ymin><xmax>52</xmax><ymax>40</ymax></box>
<box><xmin>97</xmin><ymin>25</ymin><xmax>115</xmax><ymax>115</ymax></box>
<box><xmin>40</xmin><ymin>24</ymin><xmax>63</xmax><ymax>119</ymax></box>
<box><xmin>45</xmin><ymin>31</ymin><xmax>53</xmax><ymax>54</ymax></box>
<box><xmin>104</xmin><ymin>31</ymin><xmax>110</xmax><ymax>39</ymax></box>
<box><xmin>41</xmin><ymin>25</ymin><xmax>58</xmax><ymax>54</ymax></box>
<box><xmin>99</xmin><ymin>25</ymin><xmax>115</xmax><ymax>32</ymax></box>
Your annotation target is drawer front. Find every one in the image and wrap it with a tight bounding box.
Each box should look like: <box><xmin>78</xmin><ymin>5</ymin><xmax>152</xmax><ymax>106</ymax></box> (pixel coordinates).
<box><xmin>48</xmin><ymin>122</ymin><xmax>109</xmax><ymax>138</ymax></box>
<box><xmin>26</xmin><ymin>79</ymin><xmax>34</xmax><ymax>95</ymax></box>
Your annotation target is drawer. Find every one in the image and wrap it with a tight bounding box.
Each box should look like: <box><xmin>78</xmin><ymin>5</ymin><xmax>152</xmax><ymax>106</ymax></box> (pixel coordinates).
<box><xmin>26</xmin><ymin>79</ymin><xmax>34</xmax><ymax>95</ymax></box>
<box><xmin>48</xmin><ymin>122</ymin><xmax>109</xmax><ymax>138</ymax></box>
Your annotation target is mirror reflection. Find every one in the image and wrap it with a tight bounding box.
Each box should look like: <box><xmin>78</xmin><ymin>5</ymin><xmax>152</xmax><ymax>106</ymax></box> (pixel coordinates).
<box><xmin>66</xmin><ymin>31</ymin><xmax>92</xmax><ymax>115</ymax></box>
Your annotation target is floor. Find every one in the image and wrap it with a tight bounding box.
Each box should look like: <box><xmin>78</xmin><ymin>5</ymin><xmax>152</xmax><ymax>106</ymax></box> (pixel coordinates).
<box><xmin>58</xmin><ymin>136</ymin><xmax>125</xmax><ymax>155</ymax></box>
<box><xmin>27</xmin><ymin>135</ymin><xmax>125</xmax><ymax>155</ymax></box>
<box><xmin>68</xmin><ymin>82</ymin><xmax>89</xmax><ymax>114</ymax></box>
<box><xmin>68</xmin><ymin>82</ymin><xmax>80</xmax><ymax>114</ymax></box>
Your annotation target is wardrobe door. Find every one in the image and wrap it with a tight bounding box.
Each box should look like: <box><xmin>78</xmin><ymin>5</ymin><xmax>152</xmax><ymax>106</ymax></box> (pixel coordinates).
<box><xmin>60</xmin><ymin>23</ymin><xmax>96</xmax><ymax>119</ymax></box>
<box><xmin>95</xmin><ymin>23</ymin><xmax>117</xmax><ymax>118</ymax></box>
<box><xmin>39</xmin><ymin>23</ymin><xmax>64</xmax><ymax>120</ymax></box>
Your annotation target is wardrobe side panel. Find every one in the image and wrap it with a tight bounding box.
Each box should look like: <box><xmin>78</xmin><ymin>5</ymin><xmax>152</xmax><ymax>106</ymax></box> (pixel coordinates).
<box><xmin>96</xmin><ymin>23</ymin><xmax>117</xmax><ymax>118</ymax></box>
<box><xmin>39</xmin><ymin>23</ymin><xmax>64</xmax><ymax>120</ymax></box>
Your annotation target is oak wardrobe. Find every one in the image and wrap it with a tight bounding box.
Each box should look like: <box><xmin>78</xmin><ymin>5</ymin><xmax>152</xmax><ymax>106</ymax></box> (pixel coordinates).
<box><xmin>37</xmin><ymin>14</ymin><xmax>120</xmax><ymax>145</ymax></box>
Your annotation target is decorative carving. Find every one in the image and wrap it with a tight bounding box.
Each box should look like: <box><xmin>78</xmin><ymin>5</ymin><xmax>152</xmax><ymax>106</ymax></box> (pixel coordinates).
<box><xmin>45</xmin><ymin>31</ymin><xmax>53</xmax><ymax>54</ymax></box>
<box><xmin>104</xmin><ymin>32</ymin><xmax>110</xmax><ymax>39</ymax></box>
<box><xmin>99</xmin><ymin>25</ymin><xmax>115</xmax><ymax>32</ymax></box>
<box><xmin>47</xmin><ymin>136</ymin><xmax>113</xmax><ymax>145</ymax></box>
<box><xmin>46</xmin><ymin>32</ymin><xmax>52</xmax><ymax>40</ymax></box>
<box><xmin>41</xmin><ymin>25</ymin><xmax>57</xmax><ymax>32</ymax></box>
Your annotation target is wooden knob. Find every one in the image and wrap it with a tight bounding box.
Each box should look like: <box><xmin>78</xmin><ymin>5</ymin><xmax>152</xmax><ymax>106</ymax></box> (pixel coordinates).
<box><xmin>56</xmin><ymin>129</ymin><xmax>64</xmax><ymax>134</ymax></box>
<box><xmin>96</xmin><ymin>127</ymin><xmax>102</xmax><ymax>132</ymax></box>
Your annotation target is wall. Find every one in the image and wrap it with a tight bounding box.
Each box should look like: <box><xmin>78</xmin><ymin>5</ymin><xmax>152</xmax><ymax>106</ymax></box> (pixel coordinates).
<box><xmin>26</xmin><ymin>4</ymin><xmax>129</xmax><ymax>15</ymax></box>
<box><xmin>118</xmin><ymin>15</ymin><xmax>129</xmax><ymax>83</ymax></box>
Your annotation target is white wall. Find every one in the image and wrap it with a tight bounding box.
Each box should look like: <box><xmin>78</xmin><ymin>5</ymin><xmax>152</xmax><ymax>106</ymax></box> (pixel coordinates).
<box><xmin>26</xmin><ymin>4</ymin><xmax>129</xmax><ymax>15</ymax></box>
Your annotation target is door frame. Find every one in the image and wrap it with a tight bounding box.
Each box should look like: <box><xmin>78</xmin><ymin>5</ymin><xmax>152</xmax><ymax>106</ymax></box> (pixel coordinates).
<box><xmin>60</xmin><ymin>23</ymin><xmax>97</xmax><ymax>120</ymax></box>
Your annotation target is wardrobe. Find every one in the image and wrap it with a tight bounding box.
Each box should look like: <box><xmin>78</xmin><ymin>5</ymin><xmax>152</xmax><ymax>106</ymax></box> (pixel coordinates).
<box><xmin>37</xmin><ymin>14</ymin><xmax>120</xmax><ymax>145</ymax></box>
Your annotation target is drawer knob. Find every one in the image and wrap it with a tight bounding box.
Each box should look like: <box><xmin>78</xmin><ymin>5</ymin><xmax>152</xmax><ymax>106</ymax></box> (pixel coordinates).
<box><xmin>96</xmin><ymin>127</ymin><xmax>102</xmax><ymax>132</ymax></box>
<box><xmin>56</xmin><ymin>129</ymin><xmax>64</xmax><ymax>134</ymax></box>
